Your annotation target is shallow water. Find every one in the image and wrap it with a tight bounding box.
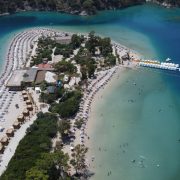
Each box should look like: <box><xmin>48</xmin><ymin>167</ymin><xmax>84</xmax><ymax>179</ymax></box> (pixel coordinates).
<box><xmin>0</xmin><ymin>4</ymin><xmax>180</xmax><ymax>180</ymax></box>
<box><xmin>88</xmin><ymin>68</ymin><xmax>180</xmax><ymax>180</ymax></box>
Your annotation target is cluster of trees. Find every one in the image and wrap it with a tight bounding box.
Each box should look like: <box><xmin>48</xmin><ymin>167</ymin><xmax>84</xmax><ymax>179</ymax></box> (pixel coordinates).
<box><xmin>54</xmin><ymin>34</ymin><xmax>84</xmax><ymax>57</ymax></box>
<box><xmin>1</xmin><ymin>111</ymin><xmax>89</xmax><ymax>179</ymax></box>
<box><xmin>31</xmin><ymin>34</ymin><xmax>84</xmax><ymax>66</ymax></box>
<box><xmin>85</xmin><ymin>31</ymin><xmax>113</xmax><ymax>57</ymax></box>
<box><xmin>0</xmin><ymin>113</ymin><xmax>62</xmax><ymax>180</ymax></box>
<box><xmin>54</xmin><ymin>60</ymin><xmax>77</xmax><ymax>75</ymax></box>
<box><xmin>50</xmin><ymin>90</ymin><xmax>82</xmax><ymax>118</ymax></box>
<box><xmin>74</xmin><ymin>47</ymin><xmax>96</xmax><ymax>80</ymax></box>
<box><xmin>74</xmin><ymin>31</ymin><xmax>117</xmax><ymax>80</ymax></box>
<box><xmin>54</xmin><ymin>43</ymin><xmax>73</xmax><ymax>58</ymax></box>
<box><xmin>40</xmin><ymin>86</ymin><xmax>64</xmax><ymax>104</ymax></box>
<box><xmin>71</xmin><ymin>34</ymin><xmax>85</xmax><ymax>49</ymax></box>
<box><xmin>1</xmin><ymin>0</ymin><xmax>180</xmax><ymax>15</ymax></box>
<box><xmin>70</xmin><ymin>144</ymin><xmax>88</xmax><ymax>175</ymax></box>
<box><xmin>104</xmin><ymin>54</ymin><xmax>116</xmax><ymax>67</ymax></box>
<box><xmin>58</xmin><ymin>120</ymin><xmax>71</xmax><ymax>139</ymax></box>
<box><xmin>0</xmin><ymin>0</ymin><xmax>146</xmax><ymax>15</ymax></box>
<box><xmin>25</xmin><ymin>151</ymin><xmax>70</xmax><ymax>180</ymax></box>
<box><xmin>74</xmin><ymin>119</ymin><xmax>84</xmax><ymax>129</ymax></box>
<box><xmin>31</xmin><ymin>37</ymin><xmax>55</xmax><ymax>66</ymax></box>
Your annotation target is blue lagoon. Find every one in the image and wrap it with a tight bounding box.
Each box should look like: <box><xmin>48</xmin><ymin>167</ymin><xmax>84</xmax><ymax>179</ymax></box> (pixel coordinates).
<box><xmin>0</xmin><ymin>4</ymin><xmax>180</xmax><ymax>180</ymax></box>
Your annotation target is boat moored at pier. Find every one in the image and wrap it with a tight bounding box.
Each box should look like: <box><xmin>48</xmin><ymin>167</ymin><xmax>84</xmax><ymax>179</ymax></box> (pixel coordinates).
<box><xmin>138</xmin><ymin>60</ymin><xmax>180</xmax><ymax>71</ymax></box>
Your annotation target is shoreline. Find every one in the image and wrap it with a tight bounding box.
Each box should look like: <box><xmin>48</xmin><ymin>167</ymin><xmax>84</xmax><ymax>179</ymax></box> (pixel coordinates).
<box><xmin>0</xmin><ymin>3</ymin><xmax>145</xmax><ymax>17</ymax></box>
<box><xmin>0</xmin><ymin>28</ymin><xmax>74</xmax><ymax>175</ymax></box>
<box><xmin>0</xmin><ymin>2</ymin><xmax>176</xmax><ymax>18</ymax></box>
<box><xmin>84</xmin><ymin>63</ymin><xmax>138</xmax><ymax>173</ymax></box>
<box><xmin>0</xmin><ymin>27</ymin><xmax>141</xmax><ymax>176</ymax></box>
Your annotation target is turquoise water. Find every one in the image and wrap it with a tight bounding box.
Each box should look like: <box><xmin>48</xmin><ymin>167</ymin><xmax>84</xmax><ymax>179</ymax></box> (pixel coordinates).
<box><xmin>89</xmin><ymin>69</ymin><xmax>180</xmax><ymax>180</ymax></box>
<box><xmin>0</xmin><ymin>4</ymin><xmax>180</xmax><ymax>180</ymax></box>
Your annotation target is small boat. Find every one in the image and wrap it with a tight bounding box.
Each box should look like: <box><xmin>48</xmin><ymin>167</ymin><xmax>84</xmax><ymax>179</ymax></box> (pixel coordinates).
<box><xmin>166</xmin><ymin>58</ymin><xmax>171</xmax><ymax>62</ymax></box>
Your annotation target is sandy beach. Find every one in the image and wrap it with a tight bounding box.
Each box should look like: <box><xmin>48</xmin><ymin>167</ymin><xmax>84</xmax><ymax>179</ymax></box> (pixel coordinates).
<box><xmin>84</xmin><ymin>62</ymin><xmax>138</xmax><ymax>169</ymax></box>
<box><xmin>0</xmin><ymin>27</ymin><xmax>141</xmax><ymax>176</ymax></box>
<box><xmin>62</xmin><ymin>61</ymin><xmax>139</xmax><ymax>176</ymax></box>
<box><xmin>0</xmin><ymin>28</ymin><xmax>74</xmax><ymax>175</ymax></box>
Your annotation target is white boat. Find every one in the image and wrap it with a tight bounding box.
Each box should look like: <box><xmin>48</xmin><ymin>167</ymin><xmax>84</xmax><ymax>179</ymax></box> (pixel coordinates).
<box><xmin>166</xmin><ymin>58</ymin><xmax>171</xmax><ymax>62</ymax></box>
<box><xmin>139</xmin><ymin>60</ymin><xmax>179</xmax><ymax>71</ymax></box>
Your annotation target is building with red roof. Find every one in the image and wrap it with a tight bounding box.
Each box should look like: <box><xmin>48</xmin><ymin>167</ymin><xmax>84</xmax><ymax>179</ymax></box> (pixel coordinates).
<box><xmin>36</xmin><ymin>63</ymin><xmax>53</xmax><ymax>69</ymax></box>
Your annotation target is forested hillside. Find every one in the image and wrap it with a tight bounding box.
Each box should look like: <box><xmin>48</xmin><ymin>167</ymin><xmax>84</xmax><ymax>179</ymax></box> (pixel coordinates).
<box><xmin>156</xmin><ymin>0</ymin><xmax>180</xmax><ymax>7</ymax></box>
<box><xmin>0</xmin><ymin>0</ymin><xmax>179</xmax><ymax>16</ymax></box>
<box><xmin>0</xmin><ymin>0</ymin><xmax>144</xmax><ymax>15</ymax></box>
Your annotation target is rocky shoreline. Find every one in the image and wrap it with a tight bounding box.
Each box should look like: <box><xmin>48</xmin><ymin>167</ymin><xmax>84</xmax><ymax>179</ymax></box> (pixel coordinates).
<box><xmin>146</xmin><ymin>0</ymin><xmax>173</xmax><ymax>8</ymax></box>
<box><xmin>0</xmin><ymin>0</ymin><xmax>179</xmax><ymax>17</ymax></box>
<box><xmin>0</xmin><ymin>0</ymin><xmax>144</xmax><ymax>17</ymax></box>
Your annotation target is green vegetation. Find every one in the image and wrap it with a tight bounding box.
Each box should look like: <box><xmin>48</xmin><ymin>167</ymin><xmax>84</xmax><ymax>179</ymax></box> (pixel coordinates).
<box><xmin>1</xmin><ymin>31</ymin><xmax>119</xmax><ymax>179</ymax></box>
<box><xmin>0</xmin><ymin>0</ymin><xmax>145</xmax><ymax>15</ymax></box>
<box><xmin>105</xmin><ymin>54</ymin><xmax>116</xmax><ymax>67</ymax></box>
<box><xmin>50</xmin><ymin>90</ymin><xmax>82</xmax><ymax>118</ymax></box>
<box><xmin>25</xmin><ymin>151</ymin><xmax>70</xmax><ymax>180</ymax></box>
<box><xmin>85</xmin><ymin>31</ymin><xmax>112</xmax><ymax>56</ymax></box>
<box><xmin>85</xmin><ymin>31</ymin><xmax>100</xmax><ymax>55</ymax></box>
<box><xmin>58</xmin><ymin>120</ymin><xmax>71</xmax><ymax>139</ymax></box>
<box><xmin>40</xmin><ymin>87</ymin><xmax>64</xmax><ymax>104</ymax></box>
<box><xmin>74</xmin><ymin>119</ymin><xmax>84</xmax><ymax>129</ymax></box>
<box><xmin>54</xmin><ymin>43</ymin><xmax>73</xmax><ymax>58</ymax></box>
<box><xmin>0</xmin><ymin>0</ymin><xmax>179</xmax><ymax>16</ymax></box>
<box><xmin>99</xmin><ymin>37</ymin><xmax>113</xmax><ymax>56</ymax></box>
<box><xmin>31</xmin><ymin>37</ymin><xmax>55</xmax><ymax>66</ymax></box>
<box><xmin>70</xmin><ymin>144</ymin><xmax>88</xmax><ymax>175</ymax></box>
<box><xmin>1</xmin><ymin>113</ymin><xmax>60</xmax><ymax>180</ymax></box>
<box><xmin>71</xmin><ymin>34</ymin><xmax>84</xmax><ymax>49</ymax></box>
<box><xmin>31</xmin><ymin>34</ymin><xmax>84</xmax><ymax>66</ymax></box>
<box><xmin>54</xmin><ymin>60</ymin><xmax>77</xmax><ymax>75</ymax></box>
<box><xmin>74</xmin><ymin>31</ymin><xmax>116</xmax><ymax>79</ymax></box>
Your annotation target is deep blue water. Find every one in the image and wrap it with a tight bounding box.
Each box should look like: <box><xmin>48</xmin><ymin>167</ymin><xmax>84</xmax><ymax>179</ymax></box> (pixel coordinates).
<box><xmin>1</xmin><ymin>4</ymin><xmax>180</xmax><ymax>61</ymax></box>
<box><xmin>0</xmin><ymin>4</ymin><xmax>180</xmax><ymax>180</ymax></box>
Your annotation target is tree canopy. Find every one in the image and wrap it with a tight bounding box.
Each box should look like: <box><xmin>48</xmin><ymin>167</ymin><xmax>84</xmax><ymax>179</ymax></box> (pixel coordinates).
<box><xmin>1</xmin><ymin>113</ymin><xmax>58</xmax><ymax>180</ymax></box>
<box><xmin>50</xmin><ymin>90</ymin><xmax>82</xmax><ymax>118</ymax></box>
<box><xmin>0</xmin><ymin>0</ymin><xmax>145</xmax><ymax>15</ymax></box>
<box><xmin>54</xmin><ymin>60</ymin><xmax>77</xmax><ymax>75</ymax></box>
<box><xmin>25</xmin><ymin>151</ymin><xmax>70</xmax><ymax>180</ymax></box>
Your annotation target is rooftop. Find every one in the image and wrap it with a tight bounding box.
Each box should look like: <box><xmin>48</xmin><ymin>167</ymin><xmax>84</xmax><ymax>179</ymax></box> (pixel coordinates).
<box><xmin>36</xmin><ymin>63</ymin><xmax>53</xmax><ymax>69</ymax></box>
<box><xmin>54</xmin><ymin>36</ymin><xmax>72</xmax><ymax>44</ymax></box>
<box><xmin>7</xmin><ymin>69</ymin><xmax>38</xmax><ymax>87</ymax></box>
<box><xmin>47</xmin><ymin>86</ymin><xmax>56</xmax><ymax>94</ymax></box>
<box><xmin>6</xmin><ymin>70</ymin><xmax>26</xmax><ymax>87</ymax></box>
<box><xmin>23</xmin><ymin>68</ymin><xmax>38</xmax><ymax>83</ymax></box>
<box><xmin>7</xmin><ymin>68</ymin><xmax>55</xmax><ymax>88</ymax></box>
<box><xmin>35</xmin><ymin>70</ymin><xmax>46</xmax><ymax>84</ymax></box>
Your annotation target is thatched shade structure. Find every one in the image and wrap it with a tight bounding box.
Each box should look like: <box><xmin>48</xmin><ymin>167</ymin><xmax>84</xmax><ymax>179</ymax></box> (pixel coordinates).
<box><xmin>23</xmin><ymin>95</ymin><xmax>28</xmax><ymax>101</ymax></box>
<box><xmin>22</xmin><ymin>90</ymin><xmax>27</xmax><ymax>96</ymax></box>
<box><xmin>27</xmin><ymin>105</ymin><xmax>33</xmax><ymax>111</ymax></box>
<box><xmin>0</xmin><ymin>135</ymin><xmax>9</xmax><ymax>146</ymax></box>
<box><xmin>26</xmin><ymin>100</ymin><xmax>32</xmax><ymax>105</ymax></box>
<box><xmin>17</xmin><ymin>114</ymin><xmax>25</xmax><ymax>122</ymax></box>
<box><xmin>6</xmin><ymin>128</ymin><xmax>14</xmax><ymax>137</ymax></box>
<box><xmin>0</xmin><ymin>143</ymin><xmax>4</xmax><ymax>154</ymax></box>
<box><xmin>13</xmin><ymin>121</ymin><xmax>21</xmax><ymax>129</ymax></box>
<box><xmin>23</xmin><ymin>109</ymin><xmax>29</xmax><ymax>117</ymax></box>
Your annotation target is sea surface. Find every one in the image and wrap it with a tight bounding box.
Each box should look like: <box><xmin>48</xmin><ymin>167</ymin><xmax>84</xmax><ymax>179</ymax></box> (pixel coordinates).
<box><xmin>0</xmin><ymin>3</ymin><xmax>180</xmax><ymax>180</ymax></box>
